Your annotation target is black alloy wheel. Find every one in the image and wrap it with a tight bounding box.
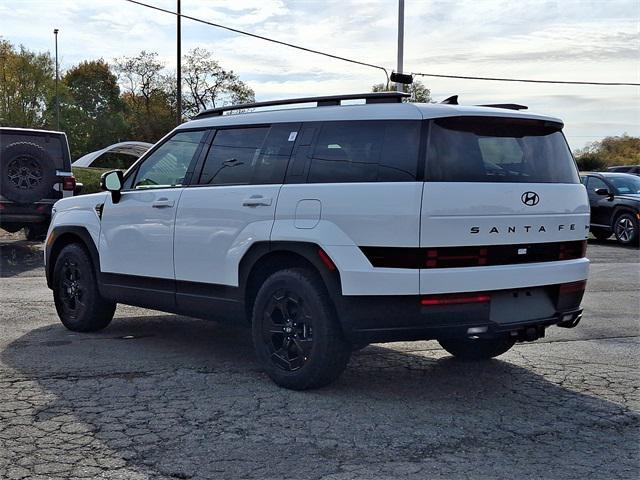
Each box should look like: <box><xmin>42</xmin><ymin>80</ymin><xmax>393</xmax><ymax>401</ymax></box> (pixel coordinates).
<box><xmin>53</xmin><ymin>243</ymin><xmax>116</xmax><ymax>332</ymax></box>
<box><xmin>262</xmin><ymin>289</ymin><xmax>314</xmax><ymax>372</ymax></box>
<box><xmin>7</xmin><ymin>155</ymin><xmax>43</xmax><ymax>192</ymax></box>
<box><xmin>251</xmin><ymin>268</ymin><xmax>351</xmax><ymax>390</ymax></box>
<box><xmin>59</xmin><ymin>257</ymin><xmax>85</xmax><ymax>318</ymax></box>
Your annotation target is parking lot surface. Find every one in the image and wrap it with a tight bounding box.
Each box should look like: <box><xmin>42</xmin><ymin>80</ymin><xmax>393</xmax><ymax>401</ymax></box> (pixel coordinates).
<box><xmin>0</xmin><ymin>233</ymin><xmax>638</xmax><ymax>480</ymax></box>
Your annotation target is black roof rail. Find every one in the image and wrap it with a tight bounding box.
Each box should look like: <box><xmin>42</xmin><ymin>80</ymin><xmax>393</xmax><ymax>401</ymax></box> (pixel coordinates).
<box><xmin>193</xmin><ymin>92</ymin><xmax>410</xmax><ymax>118</ymax></box>
<box><xmin>479</xmin><ymin>103</ymin><xmax>528</xmax><ymax>110</ymax></box>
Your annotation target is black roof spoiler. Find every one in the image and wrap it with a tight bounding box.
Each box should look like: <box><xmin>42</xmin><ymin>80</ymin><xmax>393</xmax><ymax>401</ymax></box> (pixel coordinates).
<box><xmin>440</xmin><ymin>95</ymin><xmax>528</xmax><ymax>110</ymax></box>
<box><xmin>194</xmin><ymin>92</ymin><xmax>410</xmax><ymax>118</ymax></box>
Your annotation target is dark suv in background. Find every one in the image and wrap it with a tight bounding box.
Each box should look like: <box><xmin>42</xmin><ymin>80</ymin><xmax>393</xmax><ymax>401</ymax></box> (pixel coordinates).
<box><xmin>581</xmin><ymin>172</ymin><xmax>640</xmax><ymax>246</ymax></box>
<box><xmin>0</xmin><ymin>128</ymin><xmax>77</xmax><ymax>240</ymax></box>
<box><xmin>607</xmin><ymin>165</ymin><xmax>640</xmax><ymax>176</ymax></box>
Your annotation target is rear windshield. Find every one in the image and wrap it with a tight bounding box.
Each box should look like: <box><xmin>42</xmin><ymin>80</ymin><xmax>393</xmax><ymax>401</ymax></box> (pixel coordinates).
<box><xmin>0</xmin><ymin>131</ymin><xmax>69</xmax><ymax>170</ymax></box>
<box><xmin>426</xmin><ymin>117</ymin><xmax>579</xmax><ymax>184</ymax></box>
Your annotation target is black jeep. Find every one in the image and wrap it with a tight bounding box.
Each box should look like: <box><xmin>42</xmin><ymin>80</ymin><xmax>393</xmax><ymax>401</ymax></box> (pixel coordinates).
<box><xmin>0</xmin><ymin>128</ymin><xmax>77</xmax><ymax>240</ymax></box>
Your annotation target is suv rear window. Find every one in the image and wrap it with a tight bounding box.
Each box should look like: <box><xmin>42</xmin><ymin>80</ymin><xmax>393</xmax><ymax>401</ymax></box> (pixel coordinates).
<box><xmin>426</xmin><ymin>117</ymin><xmax>579</xmax><ymax>184</ymax></box>
<box><xmin>0</xmin><ymin>131</ymin><xmax>68</xmax><ymax>170</ymax></box>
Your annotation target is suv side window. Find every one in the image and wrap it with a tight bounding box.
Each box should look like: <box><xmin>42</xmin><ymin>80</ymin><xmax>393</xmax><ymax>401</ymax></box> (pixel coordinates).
<box><xmin>132</xmin><ymin>130</ymin><xmax>206</xmax><ymax>189</ymax></box>
<box><xmin>307</xmin><ymin>120</ymin><xmax>420</xmax><ymax>183</ymax></box>
<box><xmin>198</xmin><ymin>125</ymin><xmax>302</xmax><ymax>186</ymax></box>
<box><xmin>586</xmin><ymin>176</ymin><xmax>608</xmax><ymax>194</ymax></box>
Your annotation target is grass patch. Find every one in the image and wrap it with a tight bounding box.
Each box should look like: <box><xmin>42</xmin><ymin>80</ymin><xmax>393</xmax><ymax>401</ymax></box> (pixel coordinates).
<box><xmin>72</xmin><ymin>167</ymin><xmax>109</xmax><ymax>194</ymax></box>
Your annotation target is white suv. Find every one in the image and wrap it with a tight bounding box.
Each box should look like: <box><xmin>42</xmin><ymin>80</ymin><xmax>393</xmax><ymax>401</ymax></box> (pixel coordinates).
<box><xmin>45</xmin><ymin>92</ymin><xmax>590</xmax><ymax>390</ymax></box>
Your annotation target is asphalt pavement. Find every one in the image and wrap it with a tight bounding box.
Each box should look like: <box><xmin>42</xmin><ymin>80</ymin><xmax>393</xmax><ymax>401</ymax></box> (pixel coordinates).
<box><xmin>0</xmin><ymin>232</ymin><xmax>638</xmax><ymax>480</ymax></box>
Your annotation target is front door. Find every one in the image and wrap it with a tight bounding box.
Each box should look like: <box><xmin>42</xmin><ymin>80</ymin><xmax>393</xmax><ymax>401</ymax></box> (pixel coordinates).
<box><xmin>99</xmin><ymin>130</ymin><xmax>208</xmax><ymax>283</ymax></box>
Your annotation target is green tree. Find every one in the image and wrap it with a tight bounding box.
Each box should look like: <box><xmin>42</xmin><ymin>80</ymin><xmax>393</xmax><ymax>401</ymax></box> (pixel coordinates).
<box><xmin>182</xmin><ymin>47</ymin><xmax>255</xmax><ymax>118</ymax></box>
<box><xmin>114</xmin><ymin>51</ymin><xmax>175</xmax><ymax>142</ymax></box>
<box><xmin>0</xmin><ymin>40</ymin><xmax>55</xmax><ymax>127</ymax></box>
<box><xmin>372</xmin><ymin>79</ymin><xmax>431</xmax><ymax>103</ymax></box>
<box><xmin>574</xmin><ymin>134</ymin><xmax>640</xmax><ymax>171</ymax></box>
<box><xmin>47</xmin><ymin>59</ymin><xmax>128</xmax><ymax>158</ymax></box>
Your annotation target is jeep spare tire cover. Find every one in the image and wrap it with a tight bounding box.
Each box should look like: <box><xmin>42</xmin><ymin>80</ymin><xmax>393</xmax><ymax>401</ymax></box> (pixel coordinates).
<box><xmin>1</xmin><ymin>142</ymin><xmax>57</xmax><ymax>203</ymax></box>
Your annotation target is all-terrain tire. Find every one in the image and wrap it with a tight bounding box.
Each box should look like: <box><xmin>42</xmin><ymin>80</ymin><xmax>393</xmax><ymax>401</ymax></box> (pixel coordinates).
<box><xmin>251</xmin><ymin>268</ymin><xmax>351</xmax><ymax>390</ymax></box>
<box><xmin>24</xmin><ymin>223</ymin><xmax>48</xmax><ymax>241</ymax></box>
<box><xmin>1</xmin><ymin>142</ymin><xmax>57</xmax><ymax>204</ymax></box>
<box><xmin>53</xmin><ymin>243</ymin><xmax>116</xmax><ymax>332</ymax></box>
<box><xmin>438</xmin><ymin>335</ymin><xmax>516</xmax><ymax>361</ymax></box>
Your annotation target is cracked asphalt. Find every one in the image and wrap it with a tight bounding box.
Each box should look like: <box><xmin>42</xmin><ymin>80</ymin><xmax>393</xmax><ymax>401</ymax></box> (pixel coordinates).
<box><xmin>0</xmin><ymin>232</ymin><xmax>638</xmax><ymax>480</ymax></box>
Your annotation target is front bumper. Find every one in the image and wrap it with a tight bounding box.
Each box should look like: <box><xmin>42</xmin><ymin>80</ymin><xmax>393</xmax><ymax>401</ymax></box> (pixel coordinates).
<box><xmin>336</xmin><ymin>283</ymin><xmax>585</xmax><ymax>344</ymax></box>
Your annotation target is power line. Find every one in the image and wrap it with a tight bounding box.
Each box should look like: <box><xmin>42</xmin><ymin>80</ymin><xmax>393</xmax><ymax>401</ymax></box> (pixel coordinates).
<box><xmin>412</xmin><ymin>72</ymin><xmax>640</xmax><ymax>87</ymax></box>
<box><xmin>123</xmin><ymin>0</ymin><xmax>389</xmax><ymax>84</ymax></box>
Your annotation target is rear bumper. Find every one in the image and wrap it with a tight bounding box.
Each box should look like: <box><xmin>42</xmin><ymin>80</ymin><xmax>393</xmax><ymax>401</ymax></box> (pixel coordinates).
<box><xmin>336</xmin><ymin>283</ymin><xmax>585</xmax><ymax>344</ymax></box>
<box><xmin>0</xmin><ymin>202</ymin><xmax>53</xmax><ymax>226</ymax></box>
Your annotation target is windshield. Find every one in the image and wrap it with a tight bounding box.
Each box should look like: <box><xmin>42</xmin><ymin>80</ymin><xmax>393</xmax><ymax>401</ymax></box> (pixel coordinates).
<box><xmin>609</xmin><ymin>175</ymin><xmax>640</xmax><ymax>194</ymax></box>
<box><xmin>426</xmin><ymin>116</ymin><xmax>579</xmax><ymax>183</ymax></box>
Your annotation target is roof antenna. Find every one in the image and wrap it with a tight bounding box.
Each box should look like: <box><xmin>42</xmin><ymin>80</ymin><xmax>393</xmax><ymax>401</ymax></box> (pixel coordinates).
<box><xmin>441</xmin><ymin>95</ymin><xmax>459</xmax><ymax>105</ymax></box>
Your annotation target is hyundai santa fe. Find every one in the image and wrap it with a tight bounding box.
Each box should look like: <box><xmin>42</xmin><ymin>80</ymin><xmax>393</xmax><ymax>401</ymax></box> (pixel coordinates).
<box><xmin>44</xmin><ymin>92</ymin><xmax>590</xmax><ymax>390</ymax></box>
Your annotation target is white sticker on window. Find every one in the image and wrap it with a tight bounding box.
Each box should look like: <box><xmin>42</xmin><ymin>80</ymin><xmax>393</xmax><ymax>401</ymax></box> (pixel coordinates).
<box><xmin>288</xmin><ymin>131</ymin><xmax>298</xmax><ymax>142</ymax></box>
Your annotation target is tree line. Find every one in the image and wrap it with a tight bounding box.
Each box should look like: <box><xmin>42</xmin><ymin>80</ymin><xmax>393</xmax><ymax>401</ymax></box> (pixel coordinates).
<box><xmin>1</xmin><ymin>39</ymin><xmax>637</xmax><ymax>168</ymax></box>
<box><xmin>0</xmin><ymin>40</ymin><xmax>254</xmax><ymax>158</ymax></box>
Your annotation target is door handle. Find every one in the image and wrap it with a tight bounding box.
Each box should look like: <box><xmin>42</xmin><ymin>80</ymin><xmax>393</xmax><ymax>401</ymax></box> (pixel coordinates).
<box><xmin>242</xmin><ymin>196</ymin><xmax>272</xmax><ymax>207</ymax></box>
<box><xmin>152</xmin><ymin>198</ymin><xmax>175</xmax><ymax>208</ymax></box>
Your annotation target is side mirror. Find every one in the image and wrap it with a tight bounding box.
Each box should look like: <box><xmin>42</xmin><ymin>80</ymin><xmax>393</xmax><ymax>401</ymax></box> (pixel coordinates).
<box><xmin>100</xmin><ymin>170</ymin><xmax>124</xmax><ymax>203</ymax></box>
<box><xmin>595</xmin><ymin>188</ymin><xmax>612</xmax><ymax>197</ymax></box>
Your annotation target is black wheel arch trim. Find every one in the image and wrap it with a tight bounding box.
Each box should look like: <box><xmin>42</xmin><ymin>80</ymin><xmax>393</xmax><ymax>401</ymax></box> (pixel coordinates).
<box><xmin>46</xmin><ymin>226</ymin><xmax>100</xmax><ymax>290</ymax></box>
<box><xmin>611</xmin><ymin>206</ymin><xmax>639</xmax><ymax>227</ymax></box>
<box><xmin>239</xmin><ymin>241</ymin><xmax>344</xmax><ymax>319</ymax></box>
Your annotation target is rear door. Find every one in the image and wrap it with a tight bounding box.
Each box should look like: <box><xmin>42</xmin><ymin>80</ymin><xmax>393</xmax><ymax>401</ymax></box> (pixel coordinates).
<box><xmin>419</xmin><ymin>116</ymin><xmax>590</xmax><ymax>292</ymax></box>
<box><xmin>173</xmin><ymin>123</ymin><xmax>299</xmax><ymax>290</ymax></box>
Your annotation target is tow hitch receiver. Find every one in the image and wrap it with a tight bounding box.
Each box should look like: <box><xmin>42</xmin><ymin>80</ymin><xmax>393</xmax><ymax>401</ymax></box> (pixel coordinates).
<box><xmin>513</xmin><ymin>325</ymin><xmax>546</xmax><ymax>342</ymax></box>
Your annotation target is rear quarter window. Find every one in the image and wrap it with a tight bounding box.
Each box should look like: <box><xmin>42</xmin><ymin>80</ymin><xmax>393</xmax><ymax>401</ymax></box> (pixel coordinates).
<box><xmin>426</xmin><ymin>117</ymin><xmax>579</xmax><ymax>184</ymax></box>
<box><xmin>306</xmin><ymin>120</ymin><xmax>420</xmax><ymax>183</ymax></box>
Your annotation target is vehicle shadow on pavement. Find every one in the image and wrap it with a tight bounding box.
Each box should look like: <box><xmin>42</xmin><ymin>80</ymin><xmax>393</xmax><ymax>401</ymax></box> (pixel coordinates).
<box><xmin>0</xmin><ymin>239</ymin><xmax>44</xmax><ymax>277</ymax></box>
<box><xmin>2</xmin><ymin>315</ymin><xmax>638</xmax><ymax>479</ymax></box>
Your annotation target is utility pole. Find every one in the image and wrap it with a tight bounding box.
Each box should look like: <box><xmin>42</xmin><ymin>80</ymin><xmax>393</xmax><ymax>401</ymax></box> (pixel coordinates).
<box><xmin>396</xmin><ymin>0</ymin><xmax>404</xmax><ymax>92</ymax></box>
<box><xmin>176</xmin><ymin>0</ymin><xmax>182</xmax><ymax>124</ymax></box>
<box><xmin>53</xmin><ymin>28</ymin><xmax>60</xmax><ymax>130</ymax></box>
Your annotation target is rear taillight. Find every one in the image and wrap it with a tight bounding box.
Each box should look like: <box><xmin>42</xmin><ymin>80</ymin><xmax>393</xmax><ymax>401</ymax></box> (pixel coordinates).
<box><xmin>425</xmin><ymin>247</ymin><xmax>488</xmax><ymax>268</ymax></box>
<box><xmin>421</xmin><ymin>293</ymin><xmax>491</xmax><ymax>306</ymax></box>
<box><xmin>62</xmin><ymin>176</ymin><xmax>76</xmax><ymax>191</ymax></box>
<box><xmin>558</xmin><ymin>240</ymin><xmax>587</xmax><ymax>260</ymax></box>
<box><xmin>559</xmin><ymin>280</ymin><xmax>587</xmax><ymax>295</ymax></box>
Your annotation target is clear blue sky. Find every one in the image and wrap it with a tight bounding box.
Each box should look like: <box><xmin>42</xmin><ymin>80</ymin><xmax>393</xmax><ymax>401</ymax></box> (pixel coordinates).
<box><xmin>1</xmin><ymin>0</ymin><xmax>638</xmax><ymax>149</ymax></box>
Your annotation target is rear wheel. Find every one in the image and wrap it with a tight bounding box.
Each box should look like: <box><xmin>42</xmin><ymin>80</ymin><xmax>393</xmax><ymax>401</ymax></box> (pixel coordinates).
<box><xmin>613</xmin><ymin>212</ymin><xmax>639</xmax><ymax>246</ymax></box>
<box><xmin>438</xmin><ymin>335</ymin><xmax>515</xmax><ymax>361</ymax></box>
<box><xmin>53</xmin><ymin>243</ymin><xmax>116</xmax><ymax>332</ymax></box>
<box><xmin>590</xmin><ymin>227</ymin><xmax>611</xmax><ymax>241</ymax></box>
<box><xmin>251</xmin><ymin>268</ymin><xmax>351</xmax><ymax>390</ymax></box>
<box><xmin>24</xmin><ymin>224</ymin><xmax>48</xmax><ymax>241</ymax></box>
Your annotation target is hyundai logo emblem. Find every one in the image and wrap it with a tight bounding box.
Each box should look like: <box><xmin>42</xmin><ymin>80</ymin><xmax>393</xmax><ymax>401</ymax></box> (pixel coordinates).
<box><xmin>521</xmin><ymin>191</ymin><xmax>540</xmax><ymax>206</ymax></box>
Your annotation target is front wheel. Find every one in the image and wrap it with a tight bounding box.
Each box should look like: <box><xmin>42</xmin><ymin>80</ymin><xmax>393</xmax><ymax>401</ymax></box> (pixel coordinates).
<box><xmin>438</xmin><ymin>335</ymin><xmax>515</xmax><ymax>361</ymax></box>
<box><xmin>53</xmin><ymin>243</ymin><xmax>116</xmax><ymax>332</ymax></box>
<box><xmin>251</xmin><ymin>268</ymin><xmax>351</xmax><ymax>390</ymax></box>
<box><xmin>613</xmin><ymin>212</ymin><xmax>639</xmax><ymax>246</ymax></box>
